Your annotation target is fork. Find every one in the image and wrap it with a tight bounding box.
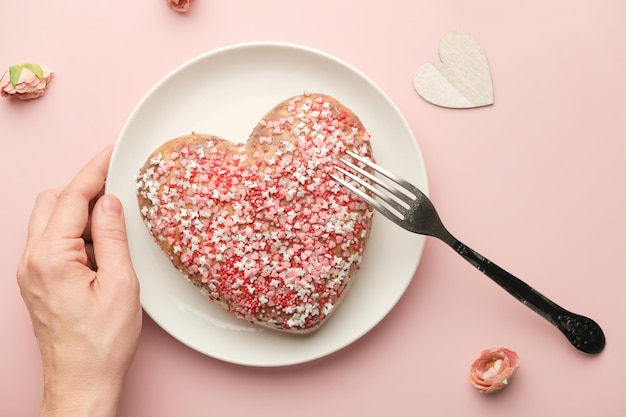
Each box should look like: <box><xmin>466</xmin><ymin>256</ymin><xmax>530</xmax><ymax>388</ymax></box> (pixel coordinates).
<box><xmin>332</xmin><ymin>151</ymin><xmax>605</xmax><ymax>354</ymax></box>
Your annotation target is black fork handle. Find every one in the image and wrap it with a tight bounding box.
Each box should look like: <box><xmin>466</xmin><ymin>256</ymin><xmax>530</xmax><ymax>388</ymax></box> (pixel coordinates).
<box><xmin>449</xmin><ymin>239</ymin><xmax>605</xmax><ymax>354</ymax></box>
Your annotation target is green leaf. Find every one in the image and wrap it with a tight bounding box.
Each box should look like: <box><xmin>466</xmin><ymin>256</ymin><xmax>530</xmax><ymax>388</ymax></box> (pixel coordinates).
<box><xmin>8</xmin><ymin>63</ymin><xmax>44</xmax><ymax>86</ymax></box>
<box><xmin>23</xmin><ymin>63</ymin><xmax>44</xmax><ymax>80</ymax></box>
<box><xmin>8</xmin><ymin>65</ymin><xmax>22</xmax><ymax>87</ymax></box>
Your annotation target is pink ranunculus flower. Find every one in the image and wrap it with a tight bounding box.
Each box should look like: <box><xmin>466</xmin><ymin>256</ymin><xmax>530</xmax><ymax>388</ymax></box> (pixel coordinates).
<box><xmin>0</xmin><ymin>63</ymin><xmax>53</xmax><ymax>100</ymax></box>
<box><xmin>167</xmin><ymin>0</ymin><xmax>190</xmax><ymax>12</ymax></box>
<box><xmin>469</xmin><ymin>347</ymin><xmax>520</xmax><ymax>394</ymax></box>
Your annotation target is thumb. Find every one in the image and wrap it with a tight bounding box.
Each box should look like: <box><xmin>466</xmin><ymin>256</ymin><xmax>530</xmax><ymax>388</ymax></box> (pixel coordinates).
<box><xmin>91</xmin><ymin>194</ymin><xmax>133</xmax><ymax>272</ymax></box>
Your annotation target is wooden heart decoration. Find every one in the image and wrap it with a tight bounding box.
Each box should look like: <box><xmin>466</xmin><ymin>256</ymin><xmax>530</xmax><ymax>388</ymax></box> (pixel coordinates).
<box><xmin>413</xmin><ymin>31</ymin><xmax>494</xmax><ymax>108</ymax></box>
<box><xmin>136</xmin><ymin>93</ymin><xmax>375</xmax><ymax>334</ymax></box>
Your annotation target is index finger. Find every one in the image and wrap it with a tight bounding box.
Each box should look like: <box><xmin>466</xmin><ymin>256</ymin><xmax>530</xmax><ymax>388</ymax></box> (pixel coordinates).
<box><xmin>24</xmin><ymin>187</ymin><xmax>62</xmax><ymax>253</ymax></box>
<box><xmin>43</xmin><ymin>146</ymin><xmax>114</xmax><ymax>239</ymax></box>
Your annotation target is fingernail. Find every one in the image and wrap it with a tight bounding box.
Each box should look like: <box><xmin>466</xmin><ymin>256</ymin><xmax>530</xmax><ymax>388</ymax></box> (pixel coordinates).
<box><xmin>98</xmin><ymin>195</ymin><xmax>123</xmax><ymax>216</ymax></box>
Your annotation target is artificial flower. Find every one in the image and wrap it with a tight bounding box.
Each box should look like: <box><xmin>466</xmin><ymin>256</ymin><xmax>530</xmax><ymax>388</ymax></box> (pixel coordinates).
<box><xmin>0</xmin><ymin>63</ymin><xmax>53</xmax><ymax>100</ymax></box>
<box><xmin>167</xmin><ymin>0</ymin><xmax>190</xmax><ymax>12</ymax></box>
<box><xmin>469</xmin><ymin>347</ymin><xmax>519</xmax><ymax>394</ymax></box>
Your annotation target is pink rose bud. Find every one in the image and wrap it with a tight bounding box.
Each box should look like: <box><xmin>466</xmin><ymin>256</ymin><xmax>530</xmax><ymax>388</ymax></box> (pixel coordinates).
<box><xmin>469</xmin><ymin>347</ymin><xmax>519</xmax><ymax>394</ymax></box>
<box><xmin>0</xmin><ymin>63</ymin><xmax>53</xmax><ymax>100</ymax></box>
<box><xmin>167</xmin><ymin>0</ymin><xmax>190</xmax><ymax>12</ymax></box>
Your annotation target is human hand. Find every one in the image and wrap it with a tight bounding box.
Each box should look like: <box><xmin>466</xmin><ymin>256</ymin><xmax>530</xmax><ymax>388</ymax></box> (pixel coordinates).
<box><xmin>16</xmin><ymin>146</ymin><xmax>142</xmax><ymax>417</ymax></box>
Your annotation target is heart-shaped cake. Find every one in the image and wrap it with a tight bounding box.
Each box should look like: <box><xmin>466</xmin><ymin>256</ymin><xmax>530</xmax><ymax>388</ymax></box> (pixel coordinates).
<box><xmin>136</xmin><ymin>93</ymin><xmax>375</xmax><ymax>333</ymax></box>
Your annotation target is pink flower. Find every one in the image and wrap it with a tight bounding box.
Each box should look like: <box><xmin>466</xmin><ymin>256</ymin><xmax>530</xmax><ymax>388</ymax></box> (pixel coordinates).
<box><xmin>469</xmin><ymin>347</ymin><xmax>519</xmax><ymax>394</ymax></box>
<box><xmin>167</xmin><ymin>0</ymin><xmax>190</xmax><ymax>12</ymax></box>
<box><xmin>0</xmin><ymin>63</ymin><xmax>53</xmax><ymax>100</ymax></box>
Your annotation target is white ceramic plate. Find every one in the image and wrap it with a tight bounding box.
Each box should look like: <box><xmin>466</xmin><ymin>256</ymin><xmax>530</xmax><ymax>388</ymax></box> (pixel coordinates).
<box><xmin>107</xmin><ymin>42</ymin><xmax>428</xmax><ymax>367</ymax></box>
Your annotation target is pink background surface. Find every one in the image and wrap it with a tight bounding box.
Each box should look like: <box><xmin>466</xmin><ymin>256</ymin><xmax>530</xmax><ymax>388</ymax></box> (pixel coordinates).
<box><xmin>2</xmin><ymin>1</ymin><xmax>625</xmax><ymax>416</ymax></box>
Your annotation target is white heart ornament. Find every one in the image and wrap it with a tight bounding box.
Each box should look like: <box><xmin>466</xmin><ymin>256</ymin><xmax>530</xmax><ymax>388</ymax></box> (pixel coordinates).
<box><xmin>413</xmin><ymin>31</ymin><xmax>494</xmax><ymax>109</ymax></box>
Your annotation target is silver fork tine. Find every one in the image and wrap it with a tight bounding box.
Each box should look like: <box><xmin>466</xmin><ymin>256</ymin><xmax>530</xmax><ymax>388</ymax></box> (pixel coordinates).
<box><xmin>331</xmin><ymin>167</ymin><xmax>407</xmax><ymax>220</ymax></box>
<box><xmin>345</xmin><ymin>150</ymin><xmax>421</xmax><ymax>197</ymax></box>
<box><xmin>330</xmin><ymin>167</ymin><xmax>400</xmax><ymax>221</ymax></box>
<box><xmin>337</xmin><ymin>157</ymin><xmax>412</xmax><ymax>207</ymax></box>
